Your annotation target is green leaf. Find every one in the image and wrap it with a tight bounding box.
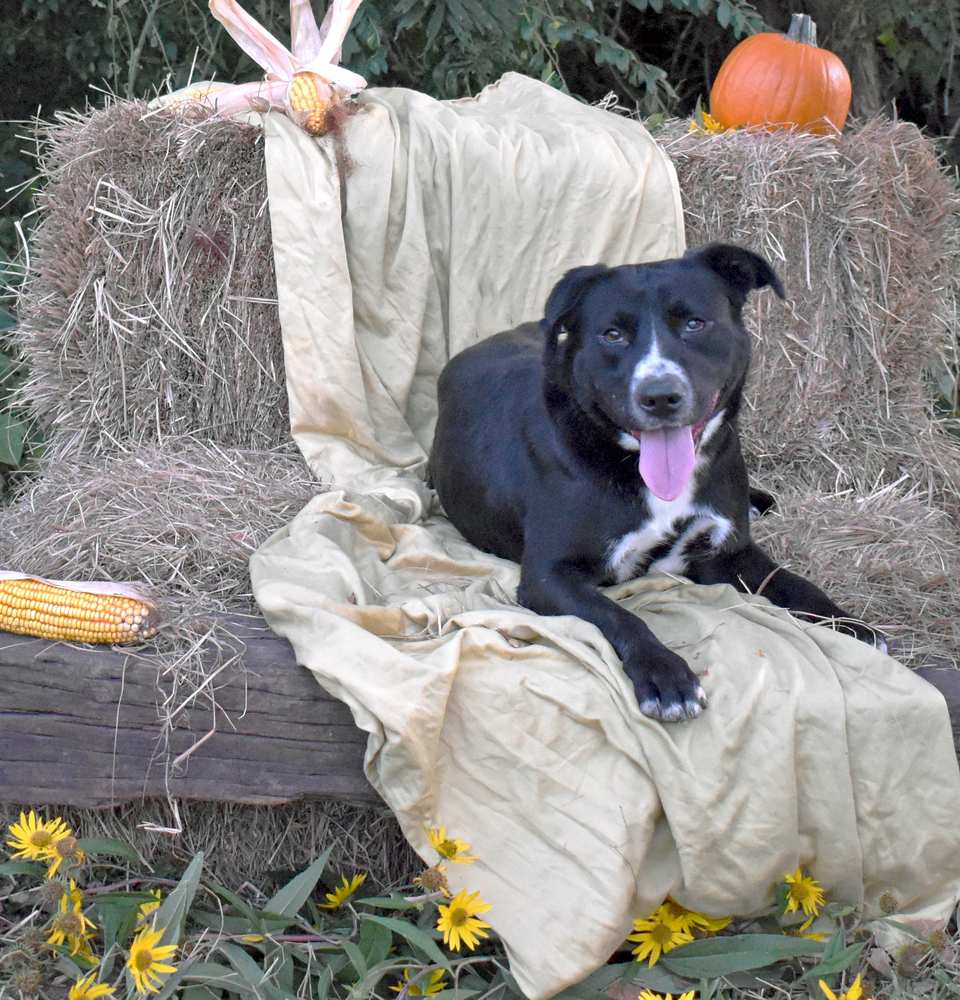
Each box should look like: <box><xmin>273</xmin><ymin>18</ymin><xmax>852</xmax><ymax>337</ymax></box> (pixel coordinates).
<box><xmin>0</xmin><ymin>860</ymin><xmax>46</xmax><ymax>878</ymax></box>
<box><xmin>660</xmin><ymin>933</ymin><xmax>825</xmax><ymax>979</ymax></box>
<box><xmin>697</xmin><ymin>979</ymin><xmax>723</xmax><ymax>1000</ymax></box>
<box><xmin>180</xmin><ymin>988</ymin><xmax>222</xmax><ymax>1000</ymax></box>
<box><xmin>359</xmin><ymin>917</ymin><xmax>393</xmax><ymax>965</ymax></box>
<box><xmin>0</xmin><ymin>411</ymin><xmax>25</xmax><ymax>466</ymax></box>
<box><xmin>153</xmin><ymin>851</ymin><xmax>204</xmax><ymax>947</ymax></box>
<box><xmin>341</xmin><ymin>939</ymin><xmax>368</xmax><ymax>979</ymax></box>
<box><xmin>263</xmin><ymin>845</ymin><xmax>334</xmax><ymax>918</ymax></box>
<box><xmin>362</xmin><ymin>914</ymin><xmax>452</xmax><ymax>972</ymax></box>
<box><xmin>89</xmin><ymin>894</ymin><xmax>144</xmax><ymax>971</ymax></box>
<box><xmin>316</xmin><ymin>966</ymin><xmax>333</xmax><ymax>1000</ymax></box>
<box><xmin>180</xmin><ymin>961</ymin><xmax>243</xmax><ymax>987</ymax></box>
<box><xmin>800</xmin><ymin>942</ymin><xmax>865</xmax><ymax>981</ymax></box>
<box><xmin>217</xmin><ymin>942</ymin><xmax>269</xmax><ymax>990</ymax></box>
<box><xmin>354</xmin><ymin>894</ymin><xmax>423</xmax><ymax>910</ymax></box>
<box><xmin>625</xmin><ymin>963</ymin><xmax>688</xmax><ymax>992</ymax></box>
<box><xmin>75</xmin><ymin>836</ymin><xmax>142</xmax><ymax>863</ymax></box>
<box><xmin>206</xmin><ymin>882</ymin><xmax>264</xmax><ymax>924</ymax></box>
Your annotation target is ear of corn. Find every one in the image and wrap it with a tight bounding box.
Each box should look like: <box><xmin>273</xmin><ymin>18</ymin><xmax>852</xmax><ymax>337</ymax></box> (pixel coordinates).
<box><xmin>0</xmin><ymin>578</ymin><xmax>158</xmax><ymax>644</ymax></box>
<box><xmin>288</xmin><ymin>72</ymin><xmax>335</xmax><ymax>135</ymax></box>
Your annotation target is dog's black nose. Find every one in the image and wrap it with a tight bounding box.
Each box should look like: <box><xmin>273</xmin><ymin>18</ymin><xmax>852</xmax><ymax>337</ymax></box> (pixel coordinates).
<box><xmin>634</xmin><ymin>376</ymin><xmax>688</xmax><ymax>421</ymax></box>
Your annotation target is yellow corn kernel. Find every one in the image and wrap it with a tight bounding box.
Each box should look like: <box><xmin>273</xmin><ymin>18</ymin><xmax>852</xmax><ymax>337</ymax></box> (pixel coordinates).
<box><xmin>288</xmin><ymin>73</ymin><xmax>333</xmax><ymax>136</ymax></box>
<box><xmin>0</xmin><ymin>579</ymin><xmax>158</xmax><ymax>644</ymax></box>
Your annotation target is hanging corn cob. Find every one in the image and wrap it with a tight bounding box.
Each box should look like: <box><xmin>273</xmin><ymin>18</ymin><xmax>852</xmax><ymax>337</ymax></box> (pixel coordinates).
<box><xmin>0</xmin><ymin>574</ymin><xmax>159</xmax><ymax>645</ymax></box>
<box><xmin>159</xmin><ymin>0</ymin><xmax>367</xmax><ymax>138</ymax></box>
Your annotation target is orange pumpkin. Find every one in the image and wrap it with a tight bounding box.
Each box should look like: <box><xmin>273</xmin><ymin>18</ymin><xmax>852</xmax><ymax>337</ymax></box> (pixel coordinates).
<box><xmin>709</xmin><ymin>13</ymin><xmax>851</xmax><ymax>136</ymax></box>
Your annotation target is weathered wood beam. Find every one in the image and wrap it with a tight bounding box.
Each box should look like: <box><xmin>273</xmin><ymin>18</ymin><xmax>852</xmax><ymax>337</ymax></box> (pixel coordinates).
<box><xmin>0</xmin><ymin>617</ymin><xmax>378</xmax><ymax>808</ymax></box>
<box><xmin>2</xmin><ymin>619</ymin><xmax>957</xmax><ymax>813</ymax></box>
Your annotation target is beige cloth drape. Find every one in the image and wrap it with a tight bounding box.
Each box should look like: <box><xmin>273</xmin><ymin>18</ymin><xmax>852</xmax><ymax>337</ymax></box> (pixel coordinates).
<box><xmin>249</xmin><ymin>74</ymin><xmax>960</xmax><ymax>998</ymax></box>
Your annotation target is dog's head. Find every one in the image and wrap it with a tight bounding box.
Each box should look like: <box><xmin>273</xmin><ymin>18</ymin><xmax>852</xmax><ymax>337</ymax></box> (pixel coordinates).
<box><xmin>541</xmin><ymin>243</ymin><xmax>785</xmax><ymax>500</ymax></box>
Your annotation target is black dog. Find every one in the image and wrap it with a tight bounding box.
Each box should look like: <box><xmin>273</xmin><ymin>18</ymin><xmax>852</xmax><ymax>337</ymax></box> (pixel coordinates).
<box><xmin>430</xmin><ymin>244</ymin><xmax>882</xmax><ymax>722</ymax></box>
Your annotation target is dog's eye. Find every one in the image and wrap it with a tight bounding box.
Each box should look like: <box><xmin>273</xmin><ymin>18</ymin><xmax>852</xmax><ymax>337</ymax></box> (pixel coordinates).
<box><xmin>684</xmin><ymin>318</ymin><xmax>706</xmax><ymax>333</ymax></box>
<box><xmin>601</xmin><ymin>329</ymin><xmax>624</xmax><ymax>343</ymax></box>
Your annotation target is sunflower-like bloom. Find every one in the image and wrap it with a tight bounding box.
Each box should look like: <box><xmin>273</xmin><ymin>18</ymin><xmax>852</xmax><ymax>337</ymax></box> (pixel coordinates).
<box><xmin>627</xmin><ymin>903</ymin><xmax>695</xmax><ymax>967</ymax></box>
<box><xmin>6</xmin><ymin>812</ymin><xmax>71</xmax><ymax>861</ymax></box>
<box><xmin>127</xmin><ymin>925</ymin><xmax>178</xmax><ymax>994</ymax></box>
<box><xmin>436</xmin><ymin>888</ymin><xmax>492</xmax><ymax>952</ymax></box>
<box><xmin>136</xmin><ymin>889</ymin><xmax>162</xmax><ymax>925</ymax></box>
<box><xmin>784</xmin><ymin>868</ymin><xmax>825</xmax><ymax>917</ymax></box>
<box><xmin>68</xmin><ymin>972</ymin><xmax>115</xmax><ymax>1000</ymax></box>
<box><xmin>663</xmin><ymin>897</ymin><xmax>734</xmax><ymax>934</ymax></box>
<box><xmin>45</xmin><ymin>836</ymin><xmax>86</xmax><ymax>878</ymax></box>
<box><xmin>819</xmin><ymin>974</ymin><xmax>869</xmax><ymax>1000</ymax></box>
<box><xmin>426</xmin><ymin>826</ymin><xmax>477</xmax><ymax>865</ymax></box>
<box><xmin>390</xmin><ymin>968</ymin><xmax>446</xmax><ymax>996</ymax></box>
<box><xmin>317</xmin><ymin>873</ymin><xmax>366</xmax><ymax>909</ymax></box>
<box><xmin>639</xmin><ymin>992</ymin><xmax>696</xmax><ymax>1000</ymax></box>
<box><xmin>48</xmin><ymin>879</ymin><xmax>97</xmax><ymax>955</ymax></box>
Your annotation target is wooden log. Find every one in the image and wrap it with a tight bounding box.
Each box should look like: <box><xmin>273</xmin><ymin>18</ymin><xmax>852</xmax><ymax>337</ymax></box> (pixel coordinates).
<box><xmin>0</xmin><ymin>616</ymin><xmax>379</xmax><ymax>808</ymax></box>
<box><xmin>2</xmin><ymin>618</ymin><xmax>957</xmax><ymax>812</ymax></box>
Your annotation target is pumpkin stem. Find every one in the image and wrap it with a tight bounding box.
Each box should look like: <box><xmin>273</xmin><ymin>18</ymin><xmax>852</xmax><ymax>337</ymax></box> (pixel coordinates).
<box><xmin>785</xmin><ymin>12</ymin><xmax>817</xmax><ymax>47</ymax></box>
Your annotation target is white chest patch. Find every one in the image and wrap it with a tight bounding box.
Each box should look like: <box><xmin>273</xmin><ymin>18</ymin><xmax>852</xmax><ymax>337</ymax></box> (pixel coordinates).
<box><xmin>606</xmin><ymin>411</ymin><xmax>733</xmax><ymax>582</ymax></box>
<box><xmin>606</xmin><ymin>497</ymin><xmax>732</xmax><ymax>583</ymax></box>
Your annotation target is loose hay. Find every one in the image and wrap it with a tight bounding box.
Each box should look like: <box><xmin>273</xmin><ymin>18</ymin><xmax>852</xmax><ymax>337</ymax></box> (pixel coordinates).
<box><xmin>7</xmin><ymin>98</ymin><xmax>960</xmax><ymax>880</ymax></box>
<box><xmin>0</xmin><ymin>799</ymin><xmax>421</xmax><ymax>893</ymax></box>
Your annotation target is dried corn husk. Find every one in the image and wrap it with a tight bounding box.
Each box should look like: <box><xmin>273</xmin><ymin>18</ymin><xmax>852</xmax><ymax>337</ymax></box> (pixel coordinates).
<box><xmin>157</xmin><ymin>0</ymin><xmax>367</xmax><ymax>136</ymax></box>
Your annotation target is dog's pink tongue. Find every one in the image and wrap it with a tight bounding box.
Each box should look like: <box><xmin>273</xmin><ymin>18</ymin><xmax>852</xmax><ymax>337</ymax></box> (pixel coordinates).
<box><xmin>637</xmin><ymin>426</ymin><xmax>696</xmax><ymax>501</ymax></box>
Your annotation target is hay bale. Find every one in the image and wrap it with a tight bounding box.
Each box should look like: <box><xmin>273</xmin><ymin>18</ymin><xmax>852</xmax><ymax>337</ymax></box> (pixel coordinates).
<box><xmin>16</xmin><ymin>102</ymin><xmax>287</xmax><ymax>454</ymax></box>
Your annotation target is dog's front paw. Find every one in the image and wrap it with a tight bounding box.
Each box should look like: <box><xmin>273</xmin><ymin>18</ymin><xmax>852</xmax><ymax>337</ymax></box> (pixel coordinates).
<box><xmin>628</xmin><ymin>650</ymin><xmax>707</xmax><ymax>723</ymax></box>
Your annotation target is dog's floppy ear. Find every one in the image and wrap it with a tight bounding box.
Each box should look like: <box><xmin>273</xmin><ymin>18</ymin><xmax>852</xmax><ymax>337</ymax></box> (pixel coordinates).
<box><xmin>543</xmin><ymin>264</ymin><xmax>610</xmax><ymax>361</ymax></box>
<box><xmin>685</xmin><ymin>243</ymin><xmax>786</xmax><ymax>309</ymax></box>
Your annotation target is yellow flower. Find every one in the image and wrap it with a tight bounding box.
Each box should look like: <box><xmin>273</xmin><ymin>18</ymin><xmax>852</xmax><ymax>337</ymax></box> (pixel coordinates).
<box><xmin>6</xmin><ymin>812</ymin><xmax>71</xmax><ymax>861</ymax></box>
<box><xmin>784</xmin><ymin>869</ymin><xmax>825</xmax><ymax>917</ymax></box>
<box><xmin>426</xmin><ymin>826</ymin><xmax>477</xmax><ymax>865</ymax></box>
<box><xmin>663</xmin><ymin>898</ymin><xmax>734</xmax><ymax>934</ymax></box>
<box><xmin>436</xmin><ymin>888</ymin><xmax>492</xmax><ymax>952</ymax></box>
<box><xmin>790</xmin><ymin>914</ymin><xmax>830</xmax><ymax>941</ymax></box>
<box><xmin>127</xmin><ymin>925</ymin><xmax>178</xmax><ymax>994</ymax></box>
<box><xmin>136</xmin><ymin>889</ymin><xmax>162</xmax><ymax>924</ymax></box>
<box><xmin>71</xmin><ymin>933</ymin><xmax>99</xmax><ymax>965</ymax></box>
<box><xmin>45</xmin><ymin>836</ymin><xmax>86</xmax><ymax>878</ymax></box>
<box><xmin>626</xmin><ymin>903</ymin><xmax>695</xmax><ymax>967</ymax></box>
<box><xmin>48</xmin><ymin>880</ymin><xmax>97</xmax><ymax>954</ymax></box>
<box><xmin>69</xmin><ymin>972</ymin><xmax>115</xmax><ymax>1000</ymax></box>
<box><xmin>390</xmin><ymin>968</ymin><xmax>447</xmax><ymax>996</ymax></box>
<box><xmin>819</xmin><ymin>974</ymin><xmax>869</xmax><ymax>1000</ymax></box>
<box><xmin>688</xmin><ymin>110</ymin><xmax>726</xmax><ymax>134</ymax></box>
<box><xmin>639</xmin><ymin>992</ymin><xmax>696</xmax><ymax>1000</ymax></box>
<box><xmin>317</xmin><ymin>873</ymin><xmax>366</xmax><ymax>909</ymax></box>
